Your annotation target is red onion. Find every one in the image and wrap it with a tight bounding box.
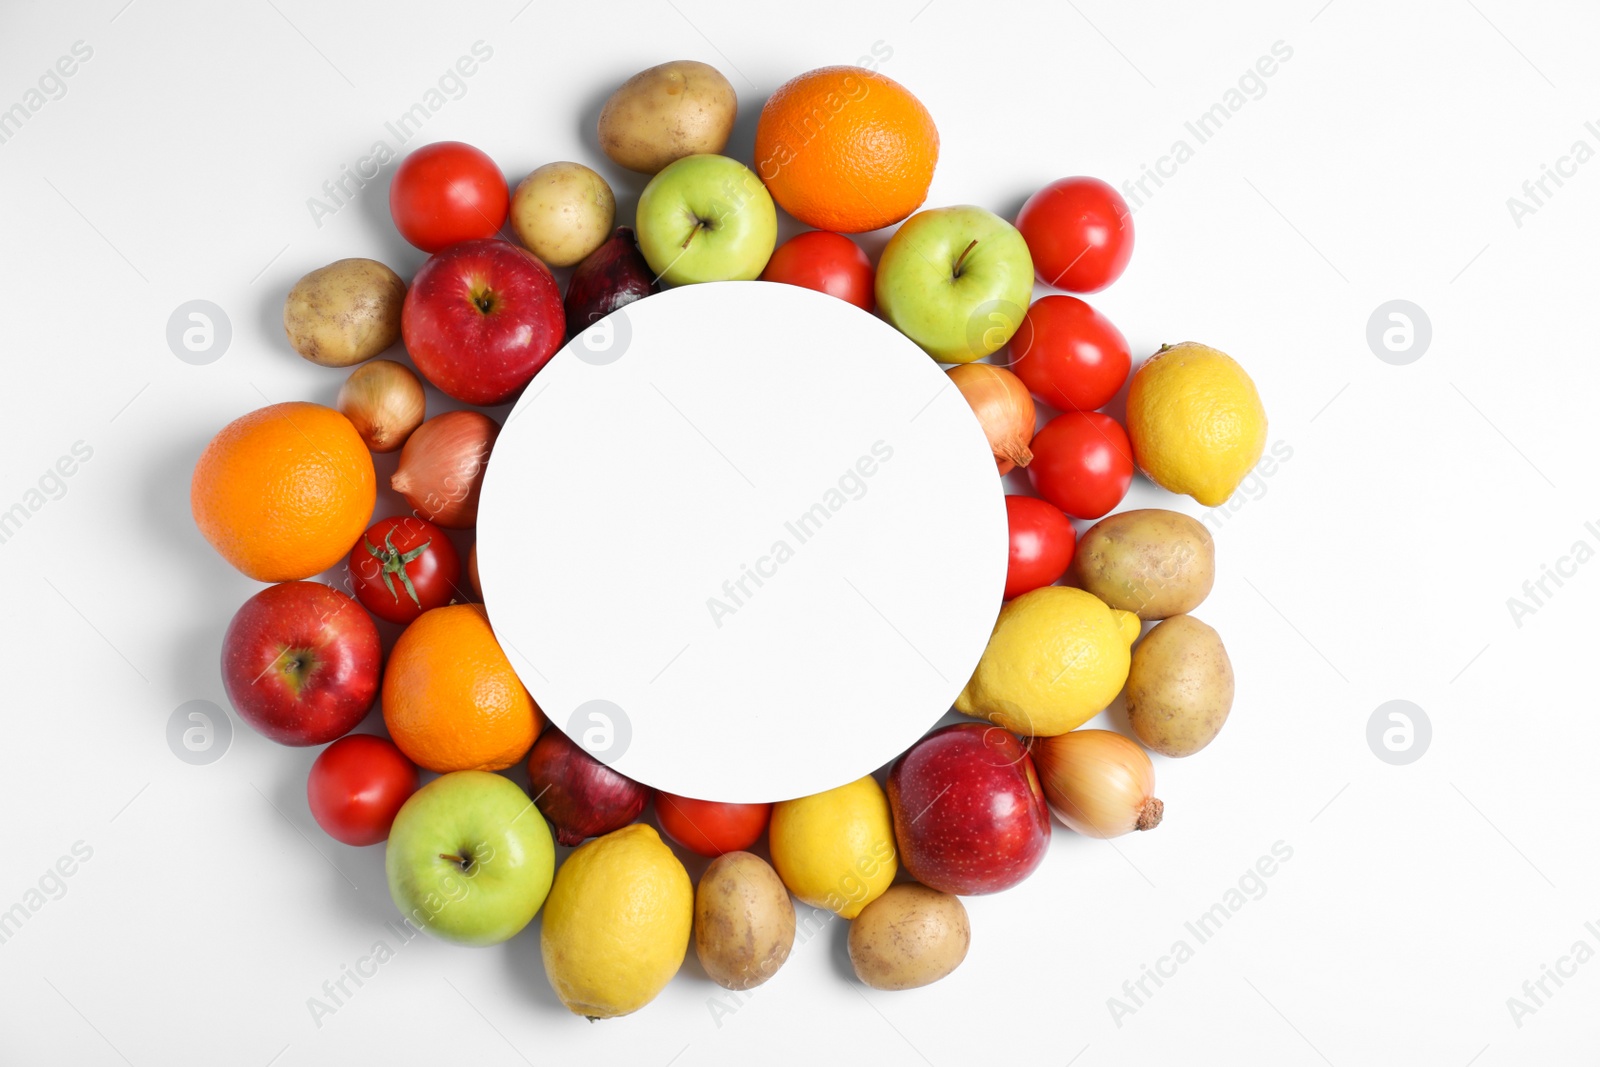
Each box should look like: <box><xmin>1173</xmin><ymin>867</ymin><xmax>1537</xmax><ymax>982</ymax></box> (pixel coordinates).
<box><xmin>526</xmin><ymin>728</ymin><xmax>650</xmax><ymax>846</ymax></box>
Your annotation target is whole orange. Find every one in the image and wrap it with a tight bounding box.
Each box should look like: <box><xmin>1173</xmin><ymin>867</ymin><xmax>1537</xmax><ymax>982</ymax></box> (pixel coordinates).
<box><xmin>191</xmin><ymin>402</ymin><xmax>375</xmax><ymax>582</ymax></box>
<box><xmin>383</xmin><ymin>604</ymin><xmax>544</xmax><ymax>773</ymax></box>
<box><xmin>754</xmin><ymin>66</ymin><xmax>938</xmax><ymax>234</ymax></box>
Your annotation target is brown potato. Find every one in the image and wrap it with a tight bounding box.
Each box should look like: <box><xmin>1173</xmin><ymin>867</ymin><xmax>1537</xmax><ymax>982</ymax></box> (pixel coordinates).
<box><xmin>598</xmin><ymin>61</ymin><xmax>736</xmax><ymax>174</ymax></box>
<box><xmin>1126</xmin><ymin>614</ymin><xmax>1234</xmax><ymax>757</ymax></box>
<box><xmin>510</xmin><ymin>162</ymin><xmax>615</xmax><ymax>268</ymax></box>
<box><xmin>283</xmin><ymin>258</ymin><xmax>404</xmax><ymax>367</ymax></box>
<box><xmin>1072</xmin><ymin>509</ymin><xmax>1214</xmax><ymax>620</ymax></box>
<box><xmin>847</xmin><ymin>884</ymin><xmax>969</xmax><ymax>991</ymax></box>
<box><xmin>693</xmin><ymin>852</ymin><xmax>794</xmax><ymax>991</ymax></box>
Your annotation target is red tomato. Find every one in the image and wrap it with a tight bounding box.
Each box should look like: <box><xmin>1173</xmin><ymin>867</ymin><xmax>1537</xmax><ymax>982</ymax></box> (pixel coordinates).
<box><xmin>389</xmin><ymin>141</ymin><xmax>509</xmax><ymax>253</ymax></box>
<box><xmin>1027</xmin><ymin>411</ymin><xmax>1134</xmax><ymax>519</ymax></box>
<box><xmin>656</xmin><ymin>793</ymin><xmax>772</xmax><ymax>857</ymax></box>
<box><xmin>760</xmin><ymin>231</ymin><xmax>874</xmax><ymax>312</ymax></box>
<box><xmin>348</xmin><ymin>516</ymin><xmax>462</xmax><ymax>625</ymax></box>
<box><xmin>1009</xmin><ymin>295</ymin><xmax>1131</xmax><ymax>412</ymax></box>
<box><xmin>1015</xmin><ymin>177</ymin><xmax>1133</xmax><ymax>293</ymax></box>
<box><xmin>1004</xmin><ymin>496</ymin><xmax>1077</xmax><ymax>599</ymax></box>
<box><xmin>307</xmin><ymin>735</ymin><xmax>419</xmax><ymax>846</ymax></box>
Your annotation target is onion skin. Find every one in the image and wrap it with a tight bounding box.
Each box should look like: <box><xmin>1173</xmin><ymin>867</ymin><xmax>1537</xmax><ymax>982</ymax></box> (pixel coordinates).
<box><xmin>337</xmin><ymin>359</ymin><xmax>425</xmax><ymax>453</ymax></box>
<box><xmin>526</xmin><ymin>727</ymin><xmax>651</xmax><ymax>847</ymax></box>
<box><xmin>390</xmin><ymin>410</ymin><xmax>499</xmax><ymax>528</ymax></box>
<box><xmin>1032</xmin><ymin>729</ymin><xmax>1163</xmax><ymax>838</ymax></box>
<box><xmin>947</xmin><ymin>363</ymin><xmax>1035</xmax><ymax>474</ymax></box>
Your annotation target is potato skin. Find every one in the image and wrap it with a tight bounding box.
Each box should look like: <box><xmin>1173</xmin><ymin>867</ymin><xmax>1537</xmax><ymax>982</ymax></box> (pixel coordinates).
<box><xmin>283</xmin><ymin>258</ymin><xmax>405</xmax><ymax>367</ymax></box>
<box><xmin>693</xmin><ymin>852</ymin><xmax>795</xmax><ymax>991</ymax></box>
<box><xmin>1126</xmin><ymin>614</ymin><xmax>1234</xmax><ymax>757</ymax></box>
<box><xmin>510</xmin><ymin>162</ymin><xmax>615</xmax><ymax>268</ymax></box>
<box><xmin>848</xmin><ymin>884</ymin><xmax>969</xmax><ymax>991</ymax></box>
<box><xmin>1072</xmin><ymin>509</ymin><xmax>1214</xmax><ymax>620</ymax></box>
<box><xmin>598</xmin><ymin>61</ymin><xmax>737</xmax><ymax>174</ymax></box>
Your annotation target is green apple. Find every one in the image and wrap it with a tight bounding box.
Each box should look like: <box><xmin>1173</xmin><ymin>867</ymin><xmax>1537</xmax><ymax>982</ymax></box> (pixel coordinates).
<box><xmin>385</xmin><ymin>771</ymin><xmax>554</xmax><ymax>946</ymax></box>
<box><xmin>875</xmin><ymin>206</ymin><xmax>1035</xmax><ymax>363</ymax></box>
<box><xmin>636</xmin><ymin>154</ymin><xmax>777</xmax><ymax>285</ymax></box>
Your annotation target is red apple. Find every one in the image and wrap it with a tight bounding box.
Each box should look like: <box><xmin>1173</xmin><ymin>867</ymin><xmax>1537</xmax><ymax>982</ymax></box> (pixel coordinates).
<box><xmin>221</xmin><ymin>582</ymin><xmax>380</xmax><ymax>746</ymax></box>
<box><xmin>401</xmin><ymin>238</ymin><xmax>564</xmax><ymax>405</ymax></box>
<box><xmin>886</xmin><ymin>723</ymin><xmax>1051</xmax><ymax>895</ymax></box>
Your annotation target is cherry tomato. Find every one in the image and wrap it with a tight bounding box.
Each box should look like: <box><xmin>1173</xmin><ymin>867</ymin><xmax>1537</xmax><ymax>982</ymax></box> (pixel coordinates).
<box><xmin>389</xmin><ymin>141</ymin><xmax>509</xmax><ymax>253</ymax></box>
<box><xmin>1004</xmin><ymin>496</ymin><xmax>1077</xmax><ymax>599</ymax></box>
<box><xmin>348</xmin><ymin>516</ymin><xmax>461</xmax><ymax>624</ymax></box>
<box><xmin>760</xmin><ymin>231</ymin><xmax>874</xmax><ymax>312</ymax></box>
<box><xmin>1027</xmin><ymin>411</ymin><xmax>1134</xmax><ymax>519</ymax></box>
<box><xmin>307</xmin><ymin>735</ymin><xmax>419</xmax><ymax>846</ymax></box>
<box><xmin>1009</xmin><ymin>295</ymin><xmax>1131</xmax><ymax>412</ymax></box>
<box><xmin>1015</xmin><ymin>177</ymin><xmax>1133</xmax><ymax>293</ymax></box>
<box><xmin>656</xmin><ymin>793</ymin><xmax>772</xmax><ymax>857</ymax></box>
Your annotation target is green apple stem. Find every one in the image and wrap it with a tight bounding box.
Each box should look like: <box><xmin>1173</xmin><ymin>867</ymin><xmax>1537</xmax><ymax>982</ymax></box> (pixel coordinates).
<box><xmin>952</xmin><ymin>239</ymin><xmax>979</xmax><ymax>278</ymax></box>
<box><xmin>681</xmin><ymin>218</ymin><xmax>707</xmax><ymax>250</ymax></box>
<box><xmin>439</xmin><ymin>852</ymin><xmax>470</xmax><ymax>870</ymax></box>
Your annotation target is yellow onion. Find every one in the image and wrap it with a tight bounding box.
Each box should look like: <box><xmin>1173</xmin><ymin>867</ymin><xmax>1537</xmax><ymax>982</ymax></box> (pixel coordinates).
<box><xmin>947</xmin><ymin>363</ymin><xmax>1034</xmax><ymax>474</ymax></box>
<box><xmin>337</xmin><ymin>359</ymin><xmax>425</xmax><ymax>452</ymax></box>
<box><xmin>1032</xmin><ymin>729</ymin><xmax>1163</xmax><ymax>838</ymax></box>
<box><xmin>390</xmin><ymin>410</ymin><xmax>499</xmax><ymax>528</ymax></box>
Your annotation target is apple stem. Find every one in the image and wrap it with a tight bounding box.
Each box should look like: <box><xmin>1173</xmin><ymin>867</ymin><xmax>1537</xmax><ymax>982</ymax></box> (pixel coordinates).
<box><xmin>952</xmin><ymin>239</ymin><xmax>979</xmax><ymax>278</ymax></box>
<box><xmin>681</xmin><ymin>220</ymin><xmax>705</xmax><ymax>251</ymax></box>
<box><xmin>439</xmin><ymin>853</ymin><xmax>469</xmax><ymax>869</ymax></box>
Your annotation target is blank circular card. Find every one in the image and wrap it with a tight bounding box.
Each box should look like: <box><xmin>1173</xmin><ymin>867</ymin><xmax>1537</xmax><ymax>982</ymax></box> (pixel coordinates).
<box><xmin>477</xmin><ymin>281</ymin><xmax>1006</xmax><ymax>802</ymax></box>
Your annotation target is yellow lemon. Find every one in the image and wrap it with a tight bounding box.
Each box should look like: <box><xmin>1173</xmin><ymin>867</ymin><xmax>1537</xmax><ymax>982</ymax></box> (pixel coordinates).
<box><xmin>955</xmin><ymin>586</ymin><xmax>1140</xmax><ymax>736</ymax></box>
<box><xmin>770</xmin><ymin>776</ymin><xmax>896</xmax><ymax>919</ymax></box>
<box><xmin>1126</xmin><ymin>342</ymin><xmax>1267</xmax><ymax>507</ymax></box>
<box><xmin>540</xmin><ymin>824</ymin><xmax>691</xmax><ymax>1019</ymax></box>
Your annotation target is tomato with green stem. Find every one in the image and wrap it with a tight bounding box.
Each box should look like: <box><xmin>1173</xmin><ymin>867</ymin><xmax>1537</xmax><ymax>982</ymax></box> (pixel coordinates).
<box><xmin>348</xmin><ymin>516</ymin><xmax>461</xmax><ymax>624</ymax></box>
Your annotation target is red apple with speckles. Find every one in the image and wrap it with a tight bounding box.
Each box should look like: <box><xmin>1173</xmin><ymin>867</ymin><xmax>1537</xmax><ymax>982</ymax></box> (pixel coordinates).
<box><xmin>221</xmin><ymin>582</ymin><xmax>381</xmax><ymax>746</ymax></box>
<box><xmin>886</xmin><ymin>723</ymin><xmax>1051</xmax><ymax>895</ymax></box>
<box><xmin>402</xmin><ymin>238</ymin><xmax>564</xmax><ymax>405</ymax></box>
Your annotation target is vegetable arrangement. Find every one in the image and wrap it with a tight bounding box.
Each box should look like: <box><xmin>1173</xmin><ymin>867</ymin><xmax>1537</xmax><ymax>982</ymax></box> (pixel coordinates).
<box><xmin>190</xmin><ymin>56</ymin><xmax>1269</xmax><ymax>1018</ymax></box>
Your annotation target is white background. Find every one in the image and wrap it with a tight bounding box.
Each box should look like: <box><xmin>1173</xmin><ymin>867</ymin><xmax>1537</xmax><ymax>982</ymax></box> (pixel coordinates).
<box><xmin>1</xmin><ymin>0</ymin><xmax>1594</xmax><ymax>1063</ymax></box>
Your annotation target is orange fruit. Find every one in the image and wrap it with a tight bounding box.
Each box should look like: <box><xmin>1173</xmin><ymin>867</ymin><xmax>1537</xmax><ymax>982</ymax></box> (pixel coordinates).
<box><xmin>383</xmin><ymin>604</ymin><xmax>544</xmax><ymax>772</ymax></box>
<box><xmin>191</xmin><ymin>402</ymin><xmax>375</xmax><ymax>582</ymax></box>
<box><xmin>754</xmin><ymin>66</ymin><xmax>938</xmax><ymax>234</ymax></box>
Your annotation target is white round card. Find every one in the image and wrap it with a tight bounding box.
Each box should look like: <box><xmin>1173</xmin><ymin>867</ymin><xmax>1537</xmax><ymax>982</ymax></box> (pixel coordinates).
<box><xmin>477</xmin><ymin>281</ymin><xmax>1006</xmax><ymax>802</ymax></box>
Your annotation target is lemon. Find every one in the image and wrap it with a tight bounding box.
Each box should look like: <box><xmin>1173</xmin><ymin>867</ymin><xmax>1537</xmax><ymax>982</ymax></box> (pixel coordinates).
<box><xmin>1125</xmin><ymin>342</ymin><xmax>1267</xmax><ymax>507</ymax></box>
<box><xmin>540</xmin><ymin>824</ymin><xmax>691</xmax><ymax>1019</ymax></box>
<box><xmin>770</xmin><ymin>776</ymin><xmax>897</xmax><ymax>919</ymax></box>
<box><xmin>955</xmin><ymin>586</ymin><xmax>1140</xmax><ymax>736</ymax></box>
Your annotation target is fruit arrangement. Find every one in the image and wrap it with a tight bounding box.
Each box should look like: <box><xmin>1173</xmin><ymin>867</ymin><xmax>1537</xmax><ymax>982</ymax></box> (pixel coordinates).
<box><xmin>192</xmin><ymin>58</ymin><xmax>1268</xmax><ymax>1016</ymax></box>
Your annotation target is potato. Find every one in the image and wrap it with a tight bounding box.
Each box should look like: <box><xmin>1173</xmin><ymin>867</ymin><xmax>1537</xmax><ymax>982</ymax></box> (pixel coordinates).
<box><xmin>510</xmin><ymin>162</ymin><xmax>615</xmax><ymax>268</ymax></box>
<box><xmin>598</xmin><ymin>60</ymin><xmax>737</xmax><ymax>174</ymax></box>
<box><xmin>1072</xmin><ymin>508</ymin><xmax>1214</xmax><ymax>620</ymax></box>
<box><xmin>1126</xmin><ymin>614</ymin><xmax>1234</xmax><ymax>757</ymax></box>
<box><xmin>848</xmin><ymin>884</ymin><xmax>969</xmax><ymax>991</ymax></box>
<box><xmin>694</xmin><ymin>852</ymin><xmax>794</xmax><ymax>990</ymax></box>
<box><xmin>283</xmin><ymin>258</ymin><xmax>405</xmax><ymax>368</ymax></box>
